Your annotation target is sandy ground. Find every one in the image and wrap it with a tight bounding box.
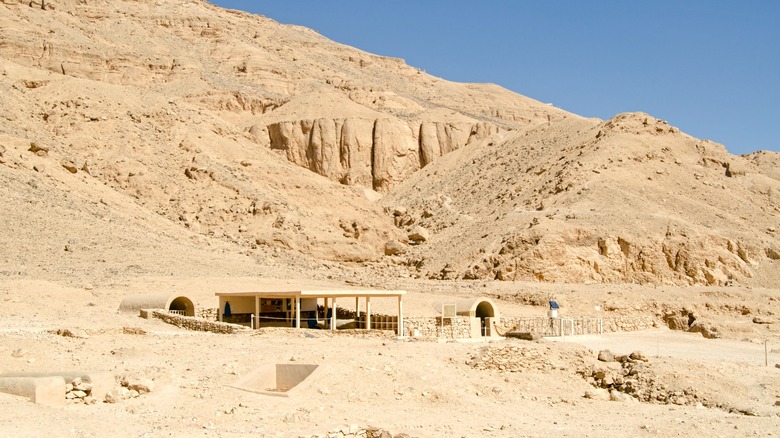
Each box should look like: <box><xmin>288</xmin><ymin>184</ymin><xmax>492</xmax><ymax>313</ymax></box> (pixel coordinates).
<box><xmin>1</xmin><ymin>278</ymin><xmax>779</xmax><ymax>438</ymax></box>
<box><xmin>550</xmin><ymin>328</ymin><xmax>779</xmax><ymax>366</ymax></box>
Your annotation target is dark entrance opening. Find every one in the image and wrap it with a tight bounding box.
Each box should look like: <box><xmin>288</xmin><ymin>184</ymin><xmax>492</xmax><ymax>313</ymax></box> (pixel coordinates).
<box><xmin>169</xmin><ymin>296</ymin><xmax>195</xmax><ymax>316</ymax></box>
<box><xmin>475</xmin><ymin>301</ymin><xmax>495</xmax><ymax>336</ymax></box>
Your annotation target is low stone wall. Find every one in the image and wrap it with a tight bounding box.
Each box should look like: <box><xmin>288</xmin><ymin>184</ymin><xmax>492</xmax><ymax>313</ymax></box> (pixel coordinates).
<box><xmin>404</xmin><ymin>316</ymin><xmax>472</xmax><ymax>339</ymax></box>
<box><xmin>146</xmin><ymin>310</ymin><xmax>249</xmax><ymax>334</ymax></box>
<box><xmin>602</xmin><ymin>315</ymin><xmax>656</xmax><ymax>333</ymax></box>
<box><xmin>198</xmin><ymin>307</ymin><xmax>218</xmax><ymax>321</ymax></box>
<box><xmin>497</xmin><ymin>315</ymin><xmax>656</xmax><ymax>337</ymax></box>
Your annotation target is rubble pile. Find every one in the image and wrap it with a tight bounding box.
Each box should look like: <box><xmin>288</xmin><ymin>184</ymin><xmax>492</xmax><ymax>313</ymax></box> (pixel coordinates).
<box><xmin>582</xmin><ymin>350</ymin><xmax>702</xmax><ymax>406</ymax></box>
<box><xmin>65</xmin><ymin>377</ymin><xmax>97</xmax><ymax>405</ymax></box>
<box><xmin>104</xmin><ymin>375</ymin><xmax>155</xmax><ymax>404</ymax></box>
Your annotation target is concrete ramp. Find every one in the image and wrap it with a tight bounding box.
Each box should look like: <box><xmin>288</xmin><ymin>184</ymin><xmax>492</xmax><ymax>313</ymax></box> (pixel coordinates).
<box><xmin>230</xmin><ymin>364</ymin><xmax>320</xmax><ymax>397</ymax></box>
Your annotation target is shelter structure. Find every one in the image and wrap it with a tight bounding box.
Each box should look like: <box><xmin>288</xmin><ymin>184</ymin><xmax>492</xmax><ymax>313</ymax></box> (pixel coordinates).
<box><xmin>119</xmin><ymin>293</ymin><xmax>195</xmax><ymax>316</ymax></box>
<box><xmin>215</xmin><ymin>288</ymin><xmax>406</xmax><ymax>335</ymax></box>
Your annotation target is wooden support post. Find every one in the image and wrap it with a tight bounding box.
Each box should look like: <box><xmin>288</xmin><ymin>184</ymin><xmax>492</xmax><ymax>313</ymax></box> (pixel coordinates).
<box><xmin>366</xmin><ymin>297</ymin><xmax>371</xmax><ymax>330</ymax></box>
<box><xmin>295</xmin><ymin>296</ymin><xmax>301</xmax><ymax>329</ymax></box>
<box><xmin>331</xmin><ymin>298</ymin><xmax>337</xmax><ymax>331</ymax></box>
<box><xmin>254</xmin><ymin>296</ymin><xmax>260</xmax><ymax>330</ymax></box>
<box><xmin>324</xmin><ymin>297</ymin><xmax>329</xmax><ymax>325</ymax></box>
<box><xmin>398</xmin><ymin>296</ymin><xmax>404</xmax><ymax>336</ymax></box>
<box><xmin>356</xmin><ymin>297</ymin><xmax>360</xmax><ymax>328</ymax></box>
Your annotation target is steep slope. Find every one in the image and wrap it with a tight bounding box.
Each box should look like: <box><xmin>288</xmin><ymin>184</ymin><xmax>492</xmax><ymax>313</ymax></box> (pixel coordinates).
<box><xmin>0</xmin><ymin>0</ymin><xmax>572</xmax><ymax>267</ymax></box>
<box><xmin>0</xmin><ymin>0</ymin><xmax>571</xmax><ymax>192</ymax></box>
<box><xmin>383</xmin><ymin>113</ymin><xmax>780</xmax><ymax>286</ymax></box>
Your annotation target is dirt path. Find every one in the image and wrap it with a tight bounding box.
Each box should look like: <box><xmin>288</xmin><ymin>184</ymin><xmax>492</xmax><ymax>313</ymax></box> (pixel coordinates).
<box><xmin>549</xmin><ymin>327</ymin><xmax>780</xmax><ymax>366</ymax></box>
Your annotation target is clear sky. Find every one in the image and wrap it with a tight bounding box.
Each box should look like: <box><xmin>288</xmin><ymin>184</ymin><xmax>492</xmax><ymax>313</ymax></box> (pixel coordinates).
<box><xmin>213</xmin><ymin>1</ymin><xmax>779</xmax><ymax>155</ymax></box>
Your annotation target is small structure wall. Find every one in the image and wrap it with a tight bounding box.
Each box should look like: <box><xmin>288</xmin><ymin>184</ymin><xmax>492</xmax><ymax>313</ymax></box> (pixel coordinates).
<box><xmin>403</xmin><ymin>316</ymin><xmax>473</xmax><ymax>339</ymax></box>
<box><xmin>144</xmin><ymin>309</ymin><xmax>249</xmax><ymax>334</ymax></box>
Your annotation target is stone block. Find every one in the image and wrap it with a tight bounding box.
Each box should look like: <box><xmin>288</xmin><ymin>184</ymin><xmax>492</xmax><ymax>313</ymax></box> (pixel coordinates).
<box><xmin>0</xmin><ymin>376</ymin><xmax>66</xmax><ymax>407</ymax></box>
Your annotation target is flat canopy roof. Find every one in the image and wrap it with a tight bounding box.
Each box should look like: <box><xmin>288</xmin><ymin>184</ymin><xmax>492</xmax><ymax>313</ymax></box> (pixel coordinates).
<box><xmin>216</xmin><ymin>289</ymin><xmax>406</xmax><ymax>299</ymax></box>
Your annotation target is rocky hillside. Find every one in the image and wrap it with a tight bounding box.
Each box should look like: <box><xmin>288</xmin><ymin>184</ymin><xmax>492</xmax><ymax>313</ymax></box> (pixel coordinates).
<box><xmin>1</xmin><ymin>0</ymin><xmax>778</xmax><ymax>287</ymax></box>
<box><xmin>0</xmin><ymin>0</ymin><xmax>570</xmax><ymax>268</ymax></box>
<box><xmin>383</xmin><ymin>113</ymin><xmax>780</xmax><ymax>286</ymax></box>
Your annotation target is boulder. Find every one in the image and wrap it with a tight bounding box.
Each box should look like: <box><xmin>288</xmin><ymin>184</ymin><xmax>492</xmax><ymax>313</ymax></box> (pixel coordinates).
<box><xmin>664</xmin><ymin>314</ymin><xmax>691</xmax><ymax>331</ymax></box>
<box><xmin>384</xmin><ymin>240</ymin><xmax>406</xmax><ymax>256</ymax></box>
<box><xmin>28</xmin><ymin>142</ymin><xmax>48</xmax><ymax>156</ymax></box>
<box><xmin>123</xmin><ymin>377</ymin><xmax>155</xmax><ymax>393</ymax></box>
<box><xmin>597</xmin><ymin>350</ymin><xmax>615</xmax><ymax>362</ymax></box>
<box><xmin>408</xmin><ymin>226</ymin><xmax>430</xmax><ymax>243</ymax></box>
<box><xmin>609</xmin><ymin>390</ymin><xmax>629</xmax><ymax>402</ymax></box>
<box><xmin>688</xmin><ymin>322</ymin><xmax>720</xmax><ymax>339</ymax></box>
<box><xmin>104</xmin><ymin>387</ymin><xmax>130</xmax><ymax>403</ymax></box>
<box><xmin>583</xmin><ymin>388</ymin><xmax>610</xmax><ymax>401</ymax></box>
<box><xmin>629</xmin><ymin>351</ymin><xmax>648</xmax><ymax>362</ymax></box>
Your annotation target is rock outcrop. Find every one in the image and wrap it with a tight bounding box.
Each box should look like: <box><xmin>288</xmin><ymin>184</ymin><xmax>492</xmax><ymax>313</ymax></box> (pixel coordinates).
<box><xmin>267</xmin><ymin>117</ymin><xmax>501</xmax><ymax>191</ymax></box>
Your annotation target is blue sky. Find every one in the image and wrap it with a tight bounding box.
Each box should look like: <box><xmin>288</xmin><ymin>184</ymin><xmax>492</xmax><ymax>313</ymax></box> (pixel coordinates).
<box><xmin>213</xmin><ymin>1</ymin><xmax>779</xmax><ymax>155</ymax></box>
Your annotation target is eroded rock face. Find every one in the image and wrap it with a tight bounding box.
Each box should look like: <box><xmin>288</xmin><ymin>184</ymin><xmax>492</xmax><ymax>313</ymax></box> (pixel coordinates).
<box><xmin>267</xmin><ymin>117</ymin><xmax>501</xmax><ymax>191</ymax></box>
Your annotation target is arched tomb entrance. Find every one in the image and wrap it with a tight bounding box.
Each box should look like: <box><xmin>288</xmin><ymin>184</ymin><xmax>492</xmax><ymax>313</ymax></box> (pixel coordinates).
<box><xmin>119</xmin><ymin>293</ymin><xmax>195</xmax><ymax>316</ymax></box>
<box><xmin>456</xmin><ymin>298</ymin><xmax>500</xmax><ymax>337</ymax></box>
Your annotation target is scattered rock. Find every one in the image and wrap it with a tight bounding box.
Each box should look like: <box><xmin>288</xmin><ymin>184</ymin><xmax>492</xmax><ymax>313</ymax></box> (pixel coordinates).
<box><xmin>61</xmin><ymin>161</ymin><xmax>78</xmax><ymax>173</ymax></box>
<box><xmin>123</xmin><ymin>327</ymin><xmax>147</xmax><ymax>335</ymax></box>
<box><xmin>609</xmin><ymin>389</ymin><xmax>629</xmax><ymax>402</ymax></box>
<box><xmin>49</xmin><ymin>328</ymin><xmax>79</xmax><ymax>338</ymax></box>
<box><xmin>584</xmin><ymin>388</ymin><xmax>610</xmax><ymax>401</ymax></box>
<box><xmin>28</xmin><ymin>142</ymin><xmax>48</xmax><ymax>156</ymax></box>
<box><xmin>105</xmin><ymin>387</ymin><xmax>131</xmax><ymax>403</ymax></box>
<box><xmin>392</xmin><ymin>206</ymin><xmax>407</xmax><ymax>217</ymax></box>
<box><xmin>629</xmin><ymin>351</ymin><xmax>648</xmax><ymax>362</ymax></box>
<box><xmin>504</xmin><ymin>331</ymin><xmax>541</xmax><ymax>341</ymax></box>
<box><xmin>384</xmin><ymin>240</ymin><xmax>406</xmax><ymax>256</ymax></box>
<box><xmin>408</xmin><ymin>226</ymin><xmax>429</xmax><ymax>243</ymax></box>
<box><xmin>688</xmin><ymin>322</ymin><xmax>720</xmax><ymax>339</ymax></box>
<box><xmin>752</xmin><ymin>316</ymin><xmax>774</xmax><ymax>325</ymax></box>
<box><xmin>597</xmin><ymin>350</ymin><xmax>614</xmax><ymax>362</ymax></box>
<box><xmin>122</xmin><ymin>376</ymin><xmax>155</xmax><ymax>393</ymax></box>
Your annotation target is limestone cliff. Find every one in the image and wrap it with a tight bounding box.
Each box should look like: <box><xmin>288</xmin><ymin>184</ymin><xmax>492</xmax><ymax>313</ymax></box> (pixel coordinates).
<box><xmin>267</xmin><ymin>117</ymin><xmax>501</xmax><ymax>191</ymax></box>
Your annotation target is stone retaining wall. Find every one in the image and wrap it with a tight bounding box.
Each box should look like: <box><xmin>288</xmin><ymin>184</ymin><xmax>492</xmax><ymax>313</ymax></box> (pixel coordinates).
<box><xmin>497</xmin><ymin>315</ymin><xmax>656</xmax><ymax>337</ymax></box>
<box><xmin>198</xmin><ymin>307</ymin><xmax>218</xmax><ymax>321</ymax></box>
<box><xmin>403</xmin><ymin>316</ymin><xmax>472</xmax><ymax>339</ymax></box>
<box><xmin>145</xmin><ymin>309</ymin><xmax>249</xmax><ymax>334</ymax></box>
<box><xmin>602</xmin><ymin>315</ymin><xmax>656</xmax><ymax>332</ymax></box>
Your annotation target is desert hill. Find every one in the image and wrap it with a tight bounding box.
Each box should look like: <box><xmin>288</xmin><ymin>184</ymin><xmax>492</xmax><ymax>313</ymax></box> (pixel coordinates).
<box><xmin>1</xmin><ymin>0</ymin><xmax>779</xmax><ymax>288</ymax></box>
<box><xmin>0</xmin><ymin>0</ymin><xmax>568</xmax><ymax>271</ymax></box>
<box><xmin>384</xmin><ymin>113</ymin><xmax>780</xmax><ymax>286</ymax></box>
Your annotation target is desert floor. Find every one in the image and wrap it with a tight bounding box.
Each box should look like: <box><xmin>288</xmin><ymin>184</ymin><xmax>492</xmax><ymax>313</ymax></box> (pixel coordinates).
<box><xmin>1</xmin><ymin>277</ymin><xmax>779</xmax><ymax>438</ymax></box>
